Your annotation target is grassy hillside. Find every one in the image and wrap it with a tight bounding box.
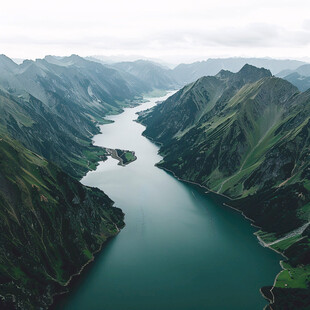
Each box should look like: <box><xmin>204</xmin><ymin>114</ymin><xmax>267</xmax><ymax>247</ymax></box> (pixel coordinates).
<box><xmin>171</xmin><ymin>57</ymin><xmax>306</xmax><ymax>85</ymax></box>
<box><xmin>0</xmin><ymin>89</ymin><xmax>107</xmax><ymax>179</ymax></box>
<box><xmin>0</xmin><ymin>136</ymin><xmax>124</xmax><ymax>309</ymax></box>
<box><xmin>0</xmin><ymin>55</ymin><xmax>154</xmax><ymax>179</ymax></box>
<box><xmin>0</xmin><ymin>55</ymin><xmax>152</xmax><ymax>178</ymax></box>
<box><xmin>139</xmin><ymin>65</ymin><xmax>310</xmax><ymax>309</ymax></box>
<box><xmin>0</xmin><ymin>54</ymin><xmax>140</xmax><ymax>309</ymax></box>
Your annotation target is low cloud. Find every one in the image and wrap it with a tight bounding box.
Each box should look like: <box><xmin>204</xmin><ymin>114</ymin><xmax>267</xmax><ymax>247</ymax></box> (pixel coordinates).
<box><xmin>3</xmin><ymin>22</ymin><xmax>310</xmax><ymax>53</ymax></box>
<box><xmin>1</xmin><ymin>0</ymin><xmax>310</xmax><ymax>61</ymax></box>
<box><xmin>148</xmin><ymin>23</ymin><xmax>310</xmax><ymax>50</ymax></box>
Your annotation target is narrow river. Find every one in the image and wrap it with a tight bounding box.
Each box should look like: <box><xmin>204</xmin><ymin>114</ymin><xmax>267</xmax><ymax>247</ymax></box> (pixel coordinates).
<box><xmin>55</xmin><ymin>92</ymin><xmax>281</xmax><ymax>310</ymax></box>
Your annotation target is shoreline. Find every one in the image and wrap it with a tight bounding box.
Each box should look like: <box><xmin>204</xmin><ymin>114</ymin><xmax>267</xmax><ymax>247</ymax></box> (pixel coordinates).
<box><xmin>55</xmin><ymin>92</ymin><xmax>281</xmax><ymax>309</ymax></box>
<box><xmin>105</xmin><ymin>148</ymin><xmax>125</xmax><ymax>166</ymax></box>
<box><xmin>49</xmin><ymin>101</ymin><xmax>137</xmax><ymax>308</ymax></box>
<box><xmin>157</xmin><ymin>164</ymin><xmax>287</xmax><ymax>249</ymax></box>
<box><xmin>50</xmin><ymin>96</ymin><xmax>149</xmax><ymax>308</ymax></box>
<box><xmin>51</xmin><ymin>92</ymin><xmax>169</xmax><ymax>308</ymax></box>
<box><xmin>50</xmin><ymin>221</ymin><xmax>123</xmax><ymax>309</ymax></box>
<box><xmin>137</xmin><ymin>98</ymin><xmax>295</xmax><ymax>308</ymax></box>
<box><xmin>152</xmin><ymin>159</ymin><xmax>287</xmax><ymax>307</ymax></box>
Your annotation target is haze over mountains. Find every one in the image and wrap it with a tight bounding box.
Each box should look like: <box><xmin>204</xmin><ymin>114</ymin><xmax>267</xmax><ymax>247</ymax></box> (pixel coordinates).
<box><xmin>9</xmin><ymin>55</ymin><xmax>310</xmax><ymax>92</ymax></box>
<box><xmin>276</xmin><ymin>64</ymin><xmax>310</xmax><ymax>92</ymax></box>
<box><xmin>170</xmin><ymin>58</ymin><xmax>307</xmax><ymax>85</ymax></box>
<box><xmin>92</xmin><ymin>55</ymin><xmax>309</xmax><ymax>91</ymax></box>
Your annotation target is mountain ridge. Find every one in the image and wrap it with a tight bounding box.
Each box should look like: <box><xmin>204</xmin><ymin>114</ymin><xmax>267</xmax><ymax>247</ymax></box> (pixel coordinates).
<box><xmin>138</xmin><ymin>64</ymin><xmax>310</xmax><ymax>309</ymax></box>
<box><xmin>0</xmin><ymin>135</ymin><xmax>124</xmax><ymax>309</ymax></box>
<box><xmin>0</xmin><ymin>54</ymin><xmax>145</xmax><ymax>309</ymax></box>
<box><xmin>0</xmin><ymin>54</ymin><xmax>154</xmax><ymax>179</ymax></box>
<box><xmin>171</xmin><ymin>57</ymin><xmax>307</xmax><ymax>85</ymax></box>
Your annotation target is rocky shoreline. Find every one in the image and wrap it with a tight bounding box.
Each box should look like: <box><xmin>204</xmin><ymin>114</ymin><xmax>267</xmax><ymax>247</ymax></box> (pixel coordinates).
<box><xmin>105</xmin><ymin>148</ymin><xmax>137</xmax><ymax>166</ymax></box>
<box><xmin>149</xmin><ymin>161</ymin><xmax>289</xmax><ymax>309</ymax></box>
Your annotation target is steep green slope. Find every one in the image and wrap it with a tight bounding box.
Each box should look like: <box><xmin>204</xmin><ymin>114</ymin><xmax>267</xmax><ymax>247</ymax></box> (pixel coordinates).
<box><xmin>0</xmin><ymin>136</ymin><xmax>124</xmax><ymax>309</ymax></box>
<box><xmin>0</xmin><ymin>54</ymin><xmax>138</xmax><ymax>309</ymax></box>
<box><xmin>0</xmin><ymin>54</ymin><xmax>145</xmax><ymax>118</ymax></box>
<box><xmin>0</xmin><ymin>54</ymin><xmax>150</xmax><ymax>179</ymax></box>
<box><xmin>0</xmin><ymin>89</ymin><xmax>106</xmax><ymax>179</ymax></box>
<box><xmin>139</xmin><ymin>65</ymin><xmax>310</xmax><ymax>309</ymax></box>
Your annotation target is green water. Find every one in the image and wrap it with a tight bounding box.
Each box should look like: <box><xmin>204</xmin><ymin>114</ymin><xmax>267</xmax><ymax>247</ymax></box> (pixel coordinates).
<box><xmin>55</xmin><ymin>92</ymin><xmax>281</xmax><ymax>310</ymax></box>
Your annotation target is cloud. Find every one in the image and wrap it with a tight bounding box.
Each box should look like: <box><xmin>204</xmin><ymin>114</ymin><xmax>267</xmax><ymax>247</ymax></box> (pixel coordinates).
<box><xmin>2</xmin><ymin>23</ymin><xmax>309</xmax><ymax>51</ymax></box>
<box><xmin>1</xmin><ymin>0</ymin><xmax>310</xmax><ymax>61</ymax></box>
<box><xmin>146</xmin><ymin>23</ymin><xmax>310</xmax><ymax>49</ymax></box>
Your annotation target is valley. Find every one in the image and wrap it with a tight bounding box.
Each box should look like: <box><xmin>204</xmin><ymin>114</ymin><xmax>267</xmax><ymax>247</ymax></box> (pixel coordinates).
<box><xmin>0</xmin><ymin>55</ymin><xmax>160</xmax><ymax>309</ymax></box>
<box><xmin>138</xmin><ymin>65</ymin><xmax>310</xmax><ymax>309</ymax></box>
<box><xmin>54</xmin><ymin>93</ymin><xmax>281</xmax><ymax>310</ymax></box>
<box><xmin>0</xmin><ymin>54</ymin><xmax>309</xmax><ymax>309</ymax></box>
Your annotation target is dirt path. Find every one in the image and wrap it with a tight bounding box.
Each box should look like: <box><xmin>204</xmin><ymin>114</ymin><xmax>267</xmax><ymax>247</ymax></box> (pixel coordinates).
<box><xmin>266</xmin><ymin>222</ymin><xmax>310</xmax><ymax>246</ymax></box>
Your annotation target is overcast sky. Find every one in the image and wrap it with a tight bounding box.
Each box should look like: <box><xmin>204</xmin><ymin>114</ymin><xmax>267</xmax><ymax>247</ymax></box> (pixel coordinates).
<box><xmin>1</xmin><ymin>0</ymin><xmax>310</xmax><ymax>64</ymax></box>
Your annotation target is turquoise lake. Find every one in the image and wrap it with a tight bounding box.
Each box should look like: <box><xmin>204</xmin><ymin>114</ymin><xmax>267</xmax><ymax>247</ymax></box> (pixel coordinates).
<box><xmin>55</xmin><ymin>92</ymin><xmax>281</xmax><ymax>310</ymax></box>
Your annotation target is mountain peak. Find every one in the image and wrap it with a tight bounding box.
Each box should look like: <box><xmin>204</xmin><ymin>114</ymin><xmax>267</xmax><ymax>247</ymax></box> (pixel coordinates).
<box><xmin>0</xmin><ymin>54</ymin><xmax>18</xmax><ymax>70</ymax></box>
<box><xmin>43</xmin><ymin>54</ymin><xmax>88</xmax><ymax>67</ymax></box>
<box><xmin>0</xmin><ymin>54</ymin><xmax>12</xmax><ymax>61</ymax></box>
<box><xmin>67</xmin><ymin>54</ymin><xmax>84</xmax><ymax>60</ymax></box>
<box><xmin>238</xmin><ymin>64</ymin><xmax>272</xmax><ymax>78</ymax></box>
<box><xmin>230</xmin><ymin>64</ymin><xmax>273</xmax><ymax>86</ymax></box>
<box><xmin>215</xmin><ymin>69</ymin><xmax>234</xmax><ymax>80</ymax></box>
<box><xmin>44</xmin><ymin>55</ymin><xmax>60</xmax><ymax>62</ymax></box>
<box><xmin>60</xmin><ymin>54</ymin><xmax>86</xmax><ymax>65</ymax></box>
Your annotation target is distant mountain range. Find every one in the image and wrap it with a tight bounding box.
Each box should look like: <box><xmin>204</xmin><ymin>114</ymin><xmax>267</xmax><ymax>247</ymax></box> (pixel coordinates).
<box><xmin>276</xmin><ymin>64</ymin><xmax>310</xmax><ymax>91</ymax></box>
<box><xmin>91</xmin><ymin>56</ymin><xmax>309</xmax><ymax>90</ymax></box>
<box><xmin>138</xmin><ymin>64</ymin><xmax>310</xmax><ymax>309</ymax></box>
<box><xmin>11</xmin><ymin>55</ymin><xmax>310</xmax><ymax>93</ymax></box>
<box><xmin>111</xmin><ymin>60</ymin><xmax>177</xmax><ymax>90</ymax></box>
<box><xmin>170</xmin><ymin>57</ymin><xmax>307</xmax><ymax>85</ymax></box>
<box><xmin>0</xmin><ymin>54</ymin><xmax>154</xmax><ymax>178</ymax></box>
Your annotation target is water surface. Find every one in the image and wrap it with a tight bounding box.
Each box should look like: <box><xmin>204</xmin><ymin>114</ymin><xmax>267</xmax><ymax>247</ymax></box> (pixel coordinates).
<box><xmin>56</xmin><ymin>92</ymin><xmax>281</xmax><ymax>310</ymax></box>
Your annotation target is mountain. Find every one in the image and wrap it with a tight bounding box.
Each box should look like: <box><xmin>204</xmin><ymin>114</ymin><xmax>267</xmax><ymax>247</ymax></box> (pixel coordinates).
<box><xmin>0</xmin><ymin>54</ymin><xmax>145</xmax><ymax>308</ymax></box>
<box><xmin>277</xmin><ymin>64</ymin><xmax>310</xmax><ymax>91</ymax></box>
<box><xmin>0</xmin><ymin>88</ymin><xmax>108</xmax><ymax>179</ymax></box>
<box><xmin>171</xmin><ymin>57</ymin><xmax>307</xmax><ymax>85</ymax></box>
<box><xmin>138</xmin><ymin>65</ymin><xmax>310</xmax><ymax>309</ymax></box>
<box><xmin>43</xmin><ymin>55</ymin><xmax>151</xmax><ymax>100</ymax></box>
<box><xmin>0</xmin><ymin>55</ymin><xmax>150</xmax><ymax>178</ymax></box>
<box><xmin>277</xmin><ymin>64</ymin><xmax>310</xmax><ymax>78</ymax></box>
<box><xmin>112</xmin><ymin>60</ymin><xmax>179</xmax><ymax>91</ymax></box>
<box><xmin>0</xmin><ymin>135</ymin><xmax>124</xmax><ymax>309</ymax></box>
<box><xmin>87</xmin><ymin>55</ymin><xmax>173</xmax><ymax>68</ymax></box>
<box><xmin>0</xmin><ymin>54</ymin><xmax>145</xmax><ymax>117</ymax></box>
<box><xmin>281</xmin><ymin>72</ymin><xmax>310</xmax><ymax>92</ymax></box>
